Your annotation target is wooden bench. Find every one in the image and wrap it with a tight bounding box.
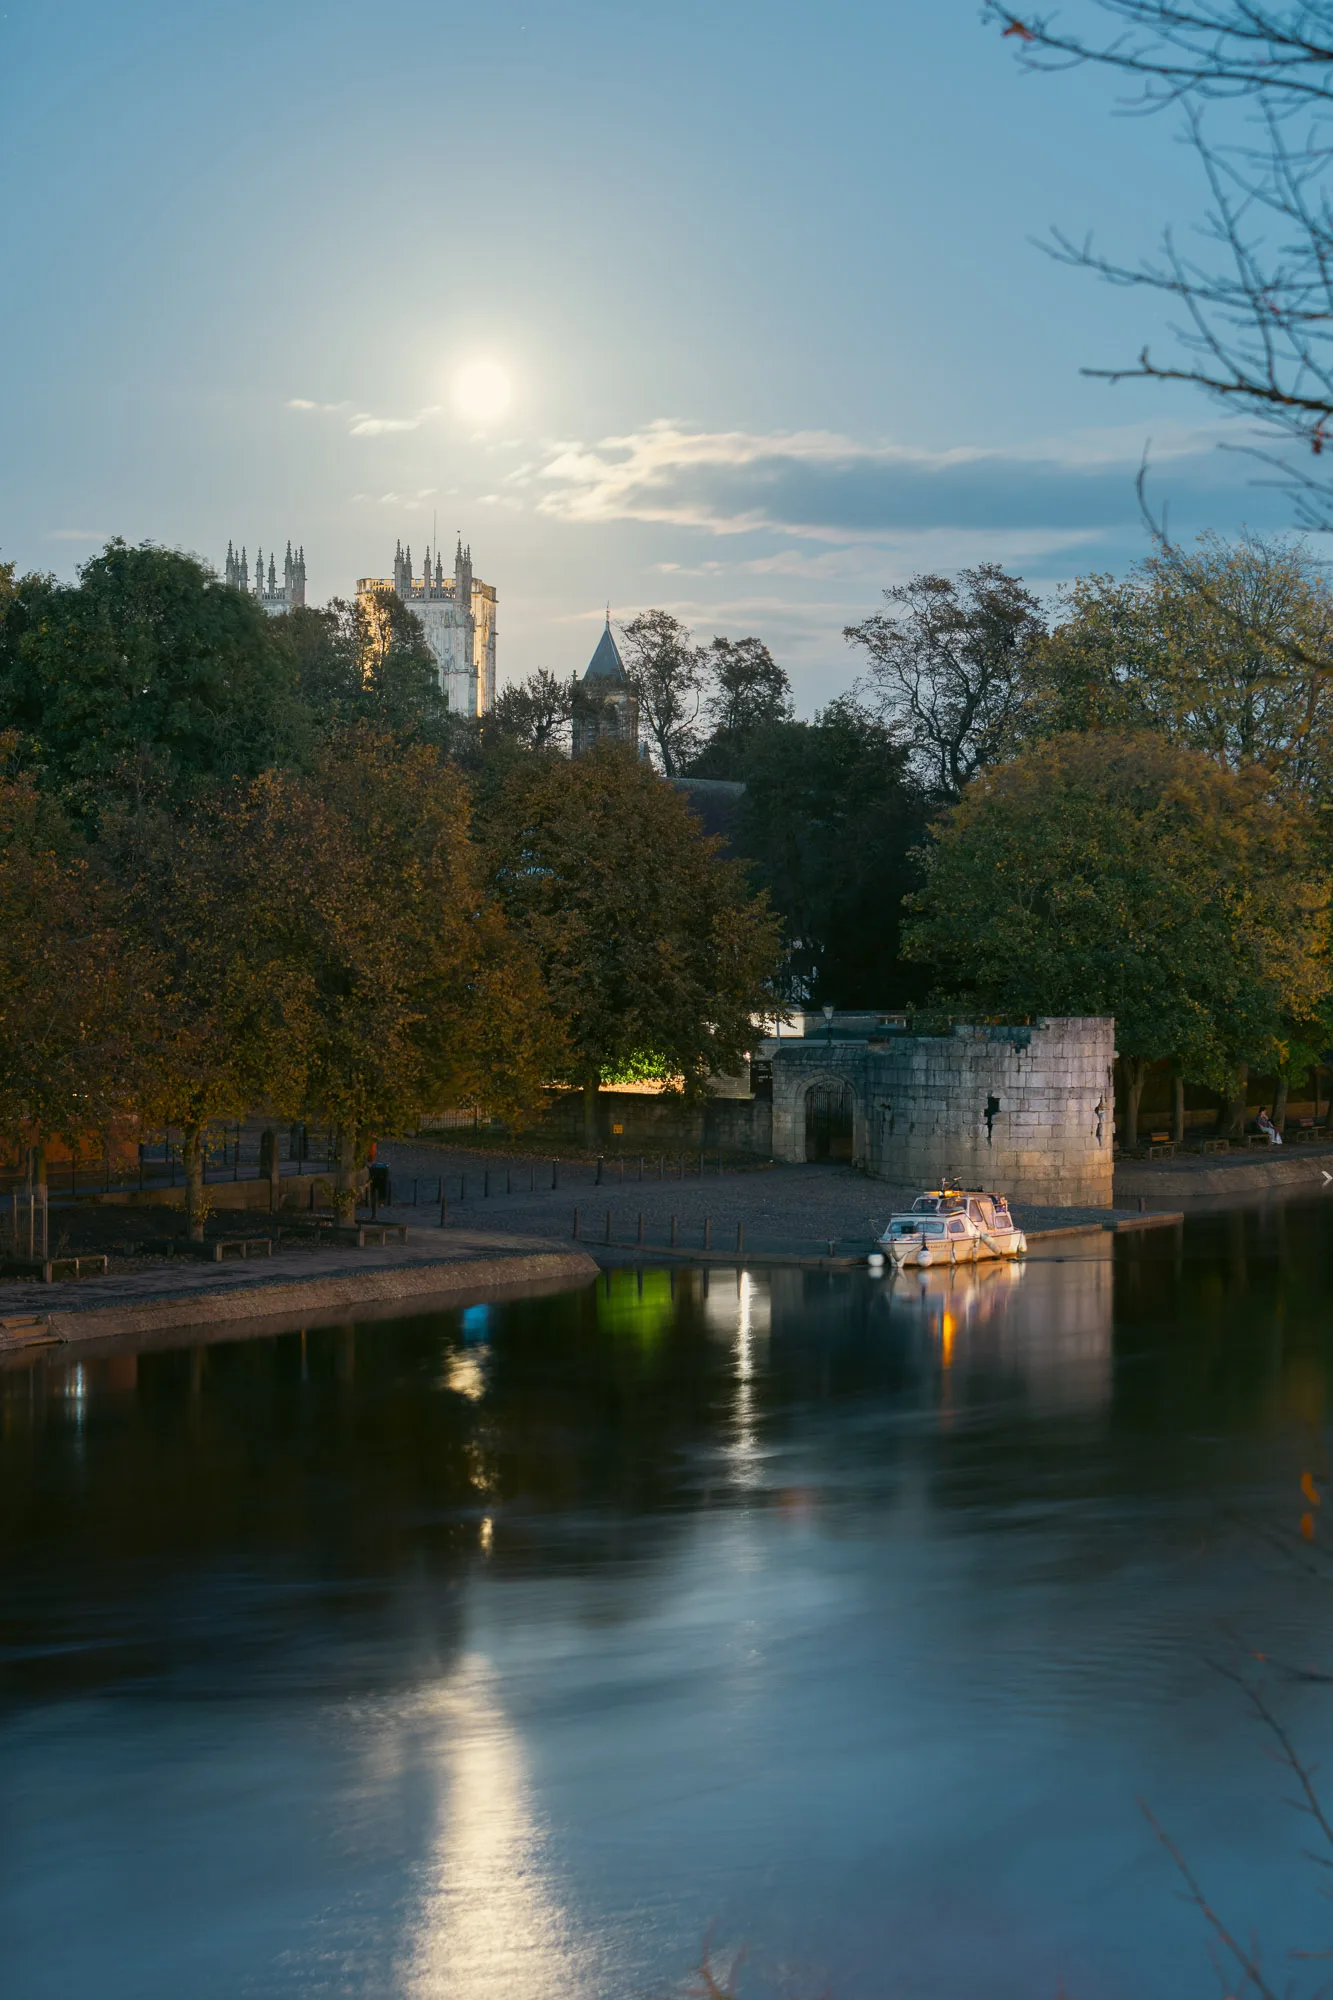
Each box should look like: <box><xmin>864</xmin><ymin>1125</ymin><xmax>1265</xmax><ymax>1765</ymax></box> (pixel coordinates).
<box><xmin>0</xmin><ymin>1253</ymin><xmax>109</xmax><ymax>1283</ymax></box>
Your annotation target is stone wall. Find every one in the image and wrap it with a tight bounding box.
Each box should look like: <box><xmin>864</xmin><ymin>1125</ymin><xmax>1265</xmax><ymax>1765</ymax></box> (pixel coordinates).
<box><xmin>540</xmin><ymin>1088</ymin><xmax>772</xmax><ymax>1157</ymax></box>
<box><xmin>771</xmin><ymin>1017</ymin><xmax>1115</xmax><ymax>1206</ymax></box>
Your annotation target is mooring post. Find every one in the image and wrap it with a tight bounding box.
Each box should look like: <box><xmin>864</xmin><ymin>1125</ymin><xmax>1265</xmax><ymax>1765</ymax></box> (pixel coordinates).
<box><xmin>637</xmin><ymin>1212</ymin><xmax>645</xmax><ymax>1245</ymax></box>
<box><xmin>704</xmin><ymin>1218</ymin><xmax>712</xmax><ymax>1250</ymax></box>
<box><xmin>551</xmin><ymin>1160</ymin><xmax>558</xmax><ymax>1190</ymax></box>
<box><xmin>604</xmin><ymin>1209</ymin><xmax>612</xmax><ymax>1244</ymax></box>
<box><xmin>484</xmin><ymin>1169</ymin><xmax>490</xmax><ymax>1198</ymax></box>
<box><xmin>507</xmin><ymin>1169</ymin><xmax>512</xmax><ymax>1195</ymax></box>
<box><xmin>736</xmin><ymin>1222</ymin><xmax>744</xmax><ymax>1254</ymax></box>
<box><xmin>572</xmin><ymin>1206</ymin><xmax>581</xmax><ymax>1239</ymax></box>
<box><xmin>595</xmin><ymin>1157</ymin><xmax>603</xmax><ymax>1187</ymax></box>
<box><xmin>670</xmin><ymin>1215</ymin><xmax>678</xmax><ymax>1247</ymax></box>
<box><xmin>439</xmin><ymin>1188</ymin><xmax>448</xmax><ymax>1228</ymax></box>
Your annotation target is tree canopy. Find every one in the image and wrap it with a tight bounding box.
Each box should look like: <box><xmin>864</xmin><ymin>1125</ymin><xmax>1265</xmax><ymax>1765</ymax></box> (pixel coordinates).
<box><xmin>846</xmin><ymin>564</ymin><xmax>1046</xmax><ymax>801</ymax></box>
<box><xmin>480</xmin><ymin>746</ymin><xmax>781</xmax><ymax>1139</ymax></box>
<box><xmin>1</xmin><ymin>541</ymin><xmax>306</xmax><ymax>815</ymax></box>
<box><xmin>904</xmin><ymin>731</ymin><xmax>1331</xmax><ymax>1115</ymax></box>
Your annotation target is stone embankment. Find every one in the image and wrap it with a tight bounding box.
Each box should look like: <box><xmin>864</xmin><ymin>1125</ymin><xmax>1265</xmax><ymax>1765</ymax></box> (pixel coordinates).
<box><xmin>0</xmin><ymin>1231</ymin><xmax>597</xmax><ymax>1355</ymax></box>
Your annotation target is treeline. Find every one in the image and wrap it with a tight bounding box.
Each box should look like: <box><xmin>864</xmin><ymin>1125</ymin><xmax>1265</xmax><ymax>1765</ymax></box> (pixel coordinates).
<box><xmin>6</xmin><ymin>530</ymin><xmax>1331</xmax><ymax>1173</ymax></box>
<box><xmin>0</xmin><ymin>543</ymin><xmax>780</xmax><ymax>1231</ymax></box>
<box><xmin>499</xmin><ymin>540</ymin><xmax>1333</xmax><ymax>1134</ymax></box>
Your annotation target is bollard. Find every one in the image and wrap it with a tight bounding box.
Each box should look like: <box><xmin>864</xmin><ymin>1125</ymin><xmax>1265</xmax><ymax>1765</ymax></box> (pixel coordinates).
<box><xmin>678</xmin><ymin>1154</ymin><xmax>684</xmax><ymax>1180</ymax></box>
<box><xmin>827</xmin><ymin>1239</ymin><xmax>836</xmax><ymax>1258</ymax></box>
<box><xmin>698</xmin><ymin>1152</ymin><xmax>704</xmax><ymax>1178</ymax></box>
<box><xmin>1139</xmin><ymin>1195</ymin><xmax>1146</xmax><ymax>1212</ymax></box>
<box><xmin>572</xmin><ymin>1206</ymin><xmax>581</xmax><ymax>1240</ymax></box>
<box><xmin>461</xmin><ymin>1174</ymin><xmax>467</xmax><ymax>1203</ymax></box>
<box><xmin>658</xmin><ymin>1155</ymin><xmax>664</xmax><ymax>1180</ymax></box>
<box><xmin>639</xmin><ymin>1155</ymin><xmax>644</xmax><ymax>1181</ymax></box>
<box><xmin>595</xmin><ymin>1157</ymin><xmax>603</xmax><ymax>1187</ymax></box>
<box><xmin>604</xmin><ymin>1209</ymin><xmax>612</xmax><ymax>1244</ymax></box>
<box><xmin>704</xmin><ymin>1218</ymin><xmax>711</xmax><ymax>1250</ymax></box>
<box><xmin>506</xmin><ymin>1168</ymin><xmax>512</xmax><ymax>1195</ymax></box>
<box><xmin>484</xmin><ymin>1169</ymin><xmax>491</xmax><ymax>1198</ymax></box>
<box><xmin>529</xmin><ymin>1165</ymin><xmax>535</xmax><ymax>1193</ymax></box>
<box><xmin>439</xmin><ymin>1189</ymin><xmax>448</xmax><ymax>1228</ymax></box>
<box><xmin>551</xmin><ymin>1160</ymin><xmax>558</xmax><ymax>1190</ymax></box>
<box><xmin>670</xmin><ymin>1215</ymin><xmax>678</xmax><ymax>1247</ymax></box>
<box><xmin>412</xmin><ymin>1177</ymin><xmax>418</xmax><ymax>1208</ymax></box>
<box><xmin>637</xmin><ymin>1212</ymin><xmax>645</xmax><ymax>1245</ymax></box>
<box><xmin>737</xmin><ymin>1222</ymin><xmax>744</xmax><ymax>1254</ymax></box>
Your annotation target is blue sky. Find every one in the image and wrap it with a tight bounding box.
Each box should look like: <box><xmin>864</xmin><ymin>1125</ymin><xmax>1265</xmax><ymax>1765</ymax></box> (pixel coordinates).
<box><xmin>0</xmin><ymin>0</ymin><xmax>1307</xmax><ymax>709</ymax></box>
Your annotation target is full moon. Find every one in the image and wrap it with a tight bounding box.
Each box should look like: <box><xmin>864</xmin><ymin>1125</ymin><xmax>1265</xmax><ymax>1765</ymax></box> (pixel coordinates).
<box><xmin>453</xmin><ymin>359</ymin><xmax>512</xmax><ymax>423</ymax></box>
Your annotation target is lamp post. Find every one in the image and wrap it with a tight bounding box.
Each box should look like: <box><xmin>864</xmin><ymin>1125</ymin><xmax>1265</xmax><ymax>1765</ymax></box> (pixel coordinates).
<box><xmin>823</xmin><ymin>1002</ymin><xmax>835</xmax><ymax>1047</ymax></box>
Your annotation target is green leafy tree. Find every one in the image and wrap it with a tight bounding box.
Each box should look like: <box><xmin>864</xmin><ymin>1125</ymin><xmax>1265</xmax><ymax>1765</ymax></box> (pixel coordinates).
<box><xmin>731</xmin><ymin>700</ymin><xmax>928</xmax><ymax>1007</ymax></box>
<box><xmin>904</xmin><ymin>730</ymin><xmax>1331</xmax><ymax>1143</ymax></box>
<box><xmin>690</xmin><ymin>637</ymin><xmax>792</xmax><ymax>777</ymax></box>
<box><xmin>846</xmin><ymin>565</ymin><xmax>1047</xmax><ymax>802</ymax></box>
<box><xmin>619</xmin><ymin>610</ymin><xmax>705</xmax><ymax>775</ymax></box>
<box><xmin>480</xmin><ymin>745</ymin><xmax>782</xmax><ymax>1145</ymax></box>
<box><xmin>3</xmin><ymin>541</ymin><xmax>306</xmax><ymax>816</ymax></box>
<box><xmin>487</xmin><ymin>669</ymin><xmax>577</xmax><ymax>752</ymax></box>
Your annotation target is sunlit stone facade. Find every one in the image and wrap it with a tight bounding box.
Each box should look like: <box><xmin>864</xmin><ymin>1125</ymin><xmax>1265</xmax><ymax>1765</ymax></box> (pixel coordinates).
<box><xmin>357</xmin><ymin>536</ymin><xmax>497</xmax><ymax>716</ymax></box>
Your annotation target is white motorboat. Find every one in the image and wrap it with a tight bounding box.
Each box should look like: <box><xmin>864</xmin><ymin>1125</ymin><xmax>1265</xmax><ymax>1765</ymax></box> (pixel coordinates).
<box><xmin>878</xmin><ymin>1185</ymin><xmax>1027</xmax><ymax>1269</ymax></box>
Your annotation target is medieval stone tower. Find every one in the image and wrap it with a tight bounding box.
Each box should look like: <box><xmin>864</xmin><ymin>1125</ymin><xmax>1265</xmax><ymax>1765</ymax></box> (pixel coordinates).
<box><xmin>572</xmin><ymin>614</ymin><xmax>639</xmax><ymax>756</ymax></box>
<box><xmin>223</xmin><ymin>540</ymin><xmax>306</xmax><ymax>615</ymax></box>
<box><xmin>357</xmin><ymin>535</ymin><xmax>497</xmax><ymax>716</ymax></box>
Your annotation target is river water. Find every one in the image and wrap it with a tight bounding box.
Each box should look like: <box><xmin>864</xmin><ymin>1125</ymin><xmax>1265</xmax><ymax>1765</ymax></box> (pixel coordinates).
<box><xmin>4</xmin><ymin>1202</ymin><xmax>1333</xmax><ymax>1999</ymax></box>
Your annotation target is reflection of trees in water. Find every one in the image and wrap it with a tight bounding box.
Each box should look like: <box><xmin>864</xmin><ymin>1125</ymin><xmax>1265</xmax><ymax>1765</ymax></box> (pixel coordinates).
<box><xmin>3</xmin><ymin>1201</ymin><xmax>1333</xmax><ymax>1700</ymax></box>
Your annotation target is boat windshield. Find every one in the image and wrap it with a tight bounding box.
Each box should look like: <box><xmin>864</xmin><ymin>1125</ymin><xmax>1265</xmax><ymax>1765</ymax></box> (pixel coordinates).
<box><xmin>911</xmin><ymin>1197</ymin><xmax>939</xmax><ymax>1213</ymax></box>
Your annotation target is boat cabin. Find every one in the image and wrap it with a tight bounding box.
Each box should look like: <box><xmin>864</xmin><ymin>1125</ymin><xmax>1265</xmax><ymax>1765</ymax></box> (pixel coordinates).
<box><xmin>909</xmin><ymin>1189</ymin><xmax>1013</xmax><ymax>1232</ymax></box>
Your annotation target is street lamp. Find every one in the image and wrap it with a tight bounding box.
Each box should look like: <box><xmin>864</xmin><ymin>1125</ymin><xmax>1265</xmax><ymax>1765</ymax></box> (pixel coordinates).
<box><xmin>822</xmin><ymin>1002</ymin><xmax>835</xmax><ymax>1047</ymax></box>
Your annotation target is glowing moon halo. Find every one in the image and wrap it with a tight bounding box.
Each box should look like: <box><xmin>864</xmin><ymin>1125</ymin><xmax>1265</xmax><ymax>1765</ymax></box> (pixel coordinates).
<box><xmin>453</xmin><ymin>359</ymin><xmax>512</xmax><ymax>424</ymax></box>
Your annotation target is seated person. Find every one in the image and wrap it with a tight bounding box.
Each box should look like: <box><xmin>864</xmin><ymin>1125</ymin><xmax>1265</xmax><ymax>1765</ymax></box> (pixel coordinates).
<box><xmin>1256</xmin><ymin>1107</ymin><xmax>1283</xmax><ymax>1145</ymax></box>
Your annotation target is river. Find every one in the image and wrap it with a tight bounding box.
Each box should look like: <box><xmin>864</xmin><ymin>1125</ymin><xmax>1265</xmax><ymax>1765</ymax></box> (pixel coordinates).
<box><xmin>3</xmin><ymin>1201</ymin><xmax>1333</xmax><ymax>1998</ymax></box>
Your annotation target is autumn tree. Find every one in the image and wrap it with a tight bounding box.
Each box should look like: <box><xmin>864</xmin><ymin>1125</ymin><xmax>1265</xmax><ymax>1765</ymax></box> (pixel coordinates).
<box><xmin>846</xmin><ymin>565</ymin><xmax>1047</xmax><ymax>801</ymax></box>
<box><xmin>0</xmin><ymin>755</ymin><xmax>151</xmax><ymax>1190</ymax></box>
<box><xmin>903</xmin><ymin>730</ymin><xmax>1331</xmax><ymax>1142</ymax></box>
<box><xmin>619</xmin><ymin>610</ymin><xmax>706</xmax><ymax>775</ymax></box>
<box><xmin>1031</xmin><ymin>537</ymin><xmax>1333</xmax><ymax>799</ymax></box>
<box><xmin>239</xmin><ymin>730</ymin><xmax>561</xmax><ymax>1218</ymax></box>
<box><xmin>480</xmin><ymin>745</ymin><xmax>782</xmax><ymax>1145</ymax></box>
<box><xmin>104</xmin><ymin>794</ymin><xmax>307</xmax><ymax>1239</ymax></box>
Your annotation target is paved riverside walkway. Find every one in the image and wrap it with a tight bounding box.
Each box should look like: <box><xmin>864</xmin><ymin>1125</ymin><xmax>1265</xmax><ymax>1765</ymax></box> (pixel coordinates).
<box><xmin>376</xmin><ymin>1145</ymin><xmax>1170</xmax><ymax>1258</ymax></box>
<box><xmin>0</xmin><ymin>1231</ymin><xmax>596</xmax><ymax>1350</ymax></box>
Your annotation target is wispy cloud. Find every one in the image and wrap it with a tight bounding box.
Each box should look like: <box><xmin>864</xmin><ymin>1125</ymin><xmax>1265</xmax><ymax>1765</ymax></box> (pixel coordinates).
<box><xmin>288</xmin><ymin>396</ymin><xmax>440</xmax><ymax>436</ymax></box>
<box><xmin>530</xmin><ymin>418</ymin><xmax>1269</xmax><ymax>547</ymax></box>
